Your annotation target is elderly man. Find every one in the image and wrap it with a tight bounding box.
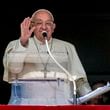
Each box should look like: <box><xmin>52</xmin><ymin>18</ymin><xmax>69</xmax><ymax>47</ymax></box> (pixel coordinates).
<box><xmin>3</xmin><ymin>9</ymin><xmax>91</xmax><ymax>105</ymax></box>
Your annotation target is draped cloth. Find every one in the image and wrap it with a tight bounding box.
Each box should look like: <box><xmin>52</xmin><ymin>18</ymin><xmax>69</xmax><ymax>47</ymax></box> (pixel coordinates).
<box><xmin>3</xmin><ymin>37</ymin><xmax>91</xmax><ymax>105</ymax></box>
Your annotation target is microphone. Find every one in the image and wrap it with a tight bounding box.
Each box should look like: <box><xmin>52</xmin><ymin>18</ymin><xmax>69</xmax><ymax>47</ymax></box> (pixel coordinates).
<box><xmin>42</xmin><ymin>31</ymin><xmax>47</xmax><ymax>38</ymax></box>
<box><xmin>44</xmin><ymin>37</ymin><xmax>77</xmax><ymax>104</ymax></box>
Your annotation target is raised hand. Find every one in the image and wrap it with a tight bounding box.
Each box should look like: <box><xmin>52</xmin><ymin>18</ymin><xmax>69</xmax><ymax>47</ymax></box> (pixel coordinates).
<box><xmin>20</xmin><ymin>17</ymin><xmax>35</xmax><ymax>46</ymax></box>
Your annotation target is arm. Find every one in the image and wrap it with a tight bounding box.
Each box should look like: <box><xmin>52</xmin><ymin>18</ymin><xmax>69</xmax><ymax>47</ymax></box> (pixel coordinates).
<box><xmin>3</xmin><ymin>40</ymin><xmax>27</xmax><ymax>82</ymax></box>
<box><xmin>66</xmin><ymin>43</ymin><xmax>92</xmax><ymax>96</ymax></box>
<box><xmin>3</xmin><ymin>17</ymin><xmax>35</xmax><ymax>82</ymax></box>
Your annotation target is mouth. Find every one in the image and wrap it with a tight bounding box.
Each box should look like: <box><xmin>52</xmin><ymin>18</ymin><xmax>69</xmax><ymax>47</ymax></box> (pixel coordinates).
<box><xmin>42</xmin><ymin>31</ymin><xmax>47</xmax><ymax>37</ymax></box>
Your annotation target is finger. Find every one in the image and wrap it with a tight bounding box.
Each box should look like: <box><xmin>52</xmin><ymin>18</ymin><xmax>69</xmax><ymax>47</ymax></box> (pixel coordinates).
<box><xmin>25</xmin><ymin>17</ymin><xmax>31</xmax><ymax>28</ymax></box>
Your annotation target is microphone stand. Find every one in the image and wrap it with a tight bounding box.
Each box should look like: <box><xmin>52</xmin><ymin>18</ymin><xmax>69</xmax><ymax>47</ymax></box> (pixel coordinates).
<box><xmin>44</xmin><ymin>36</ymin><xmax>77</xmax><ymax>104</ymax></box>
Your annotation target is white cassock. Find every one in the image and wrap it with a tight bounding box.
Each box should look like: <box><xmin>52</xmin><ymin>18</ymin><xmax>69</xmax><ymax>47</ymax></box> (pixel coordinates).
<box><xmin>3</xmin><ymin>36</ymin><xmax>91</xmax><ymax>105</ymax></box>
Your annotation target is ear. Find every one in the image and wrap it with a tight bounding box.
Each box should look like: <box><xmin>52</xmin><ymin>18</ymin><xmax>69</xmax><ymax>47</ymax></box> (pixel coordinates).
<box><xmin>52</xmin><ymin>23</ymin><xmax>56</xmax><ymax>32</ymax></box>
<box><xmin>29</xmin><ymin>21</ymin><xmax>35</xmax><ymax>29</ymax></box>
<box><xmin>53</xmin><ymin>23</ymin><xmax>56</xmax><ymax>30</ymax></box>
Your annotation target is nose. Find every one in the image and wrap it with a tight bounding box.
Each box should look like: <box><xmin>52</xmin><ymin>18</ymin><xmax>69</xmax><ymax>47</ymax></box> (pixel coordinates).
<box><xmin>41</xmin><ymin>22</ymin><xmax>47</xmax><ymax>29</ymax></box>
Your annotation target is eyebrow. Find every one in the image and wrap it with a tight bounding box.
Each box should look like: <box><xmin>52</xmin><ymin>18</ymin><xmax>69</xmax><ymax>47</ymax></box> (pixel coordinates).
<box><xmin>34</xmin><ymin>19</ymin><xmax>53</xmax><ymax>22</ymax></box>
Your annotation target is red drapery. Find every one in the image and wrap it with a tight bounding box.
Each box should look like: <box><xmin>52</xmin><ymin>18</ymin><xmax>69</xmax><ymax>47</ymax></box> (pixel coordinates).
<box><xmin>0</xmin><ymin>105</ymin><xmax>110</xmax><ymax>110</ymax></box>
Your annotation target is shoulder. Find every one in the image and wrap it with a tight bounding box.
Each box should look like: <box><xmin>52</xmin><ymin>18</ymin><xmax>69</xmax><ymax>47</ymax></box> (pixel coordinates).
<box><xmin>7</xmin><ymin>37</ymin><xmax>34</xmax><ymax>46</ymax></box>
<box><xmin>6</xmin><ymin>39</ymin><xmax>18</xmax><ymax>47</ymax></box>
<box><xmin>53</xmin><ymin>38</ymin><xmax>75</xmax><ymax>48</ymax></box>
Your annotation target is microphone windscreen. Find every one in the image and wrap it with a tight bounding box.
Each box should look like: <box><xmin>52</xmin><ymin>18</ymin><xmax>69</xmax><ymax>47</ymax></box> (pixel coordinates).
<box><xmin>42</xmin><ymin>31</ymin><xmax>47</xmax><ymax>37</ymax></box>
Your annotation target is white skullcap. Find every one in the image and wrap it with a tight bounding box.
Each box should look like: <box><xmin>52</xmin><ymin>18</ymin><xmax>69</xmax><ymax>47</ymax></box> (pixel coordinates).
<box><xmin>31</xmin><ymin>9</ymin><xmax>54</xmax><ymax>22</ymax></box>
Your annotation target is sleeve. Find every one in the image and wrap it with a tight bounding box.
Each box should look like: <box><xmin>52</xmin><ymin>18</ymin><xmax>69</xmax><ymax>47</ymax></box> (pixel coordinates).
<box><xmin>3</xmin><ymin>39</ymin><xmax>27</xmax><ymax>82</ymax></box>
<box><xmin>66</xmin><ymin>42</ymin><xmax>92</xmax><ymax>96</ymax></box>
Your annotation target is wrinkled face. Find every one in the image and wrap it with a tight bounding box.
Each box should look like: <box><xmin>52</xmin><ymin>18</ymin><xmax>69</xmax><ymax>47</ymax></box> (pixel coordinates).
<box><xmin>31</xmin><ymin>11</ymin><xmax>56</xmax><ymax>42</ymax></box>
